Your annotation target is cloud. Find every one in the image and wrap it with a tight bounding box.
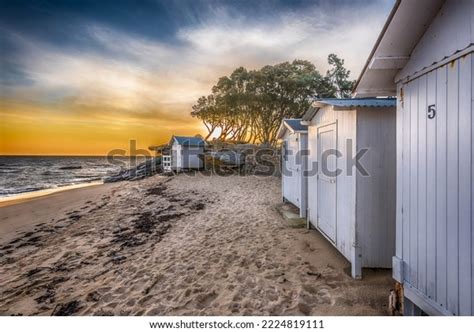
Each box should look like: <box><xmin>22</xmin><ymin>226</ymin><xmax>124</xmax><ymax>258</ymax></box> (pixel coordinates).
<box><xmin>2</xmin><ymin>28</ymin><xmax>206</xmax><ymax>110</ymax></box>
<box><xmin>3</xmin><ymin>0</ymin><xmax>393</xmax><ymax>100</ymax></box>
<box><xmin>177</xmin><ymin>1</ymin><xmax>392</xmax><ymax>75</ymax></box>
<box><xmin>0</xmin><ymin>0</ymin><xmax>394</xmax><ymax>153</ymax></box>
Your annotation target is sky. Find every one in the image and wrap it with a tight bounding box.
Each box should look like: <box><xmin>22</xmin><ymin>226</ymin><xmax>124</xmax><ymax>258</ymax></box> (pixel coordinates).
<box><xmin>0</xmin><ymin>0</ymin><xmax>394</xmax><ymax>155</ymax></box>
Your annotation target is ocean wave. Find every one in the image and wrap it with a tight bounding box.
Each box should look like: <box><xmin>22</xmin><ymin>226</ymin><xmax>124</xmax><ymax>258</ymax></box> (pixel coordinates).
<box><xmin>69</xmin><ymin>175</ymin><xmax>102</xmax><ymax>179</ymax></box>
<box><xmin>0</xmin><ymin>186</ymin><xmax>49</xmax><ymax>196</ymax></box>
<box><xmin>0</xmin><ymin>156</ymin><xmax>123</xmax><ymax>197</ymax></box>
<box><xmin>41</xmin><ymin>170</ymin><xmax>62</xmax><ymax>176</ymax></box>
<box><xmin>0</xmin><ymin>168</ymin><xmax>22</xmax><ymax>174</ymax></box>
<box><xmin>0</xmin><ymin>156</ymin><xmax>124</xmax><ymax>196</ymax></box>
<box><xmin>58</xmin><ymin>165</ymin><xmax>83</xmax><ymax>170</ymax></box>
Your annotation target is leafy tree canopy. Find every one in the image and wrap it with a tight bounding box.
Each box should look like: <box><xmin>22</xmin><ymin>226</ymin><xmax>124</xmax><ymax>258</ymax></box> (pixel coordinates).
<box><xmin>191</xmin><ymin>54</ymin><xmax>354</xmax><ymax>144</ymax></box>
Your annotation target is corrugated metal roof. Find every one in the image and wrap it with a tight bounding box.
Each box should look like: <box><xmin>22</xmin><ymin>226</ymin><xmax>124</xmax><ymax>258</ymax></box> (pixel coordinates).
<box><xmin>316</xmin><ymin>98</ymin><xmax>396</xmax><ymax>108</ymax></box>
<box><xmin>302</xmin><ymin>98</ymin><xmax>396</xmax><ymax>121</ymax></box>
<box><xmin>283</xmin><ymin>119</ymin><xmax>307</xmax><ymax>132</ymax></box>
<box><xmin>277</xmin><ymin>118</ymin><xmax>308</xmax><ymax>139</ymax></box>
<box><xmin>172</xmin><ymin>136</ymin><xmax>205</xmax><ymax>146</ymax></box>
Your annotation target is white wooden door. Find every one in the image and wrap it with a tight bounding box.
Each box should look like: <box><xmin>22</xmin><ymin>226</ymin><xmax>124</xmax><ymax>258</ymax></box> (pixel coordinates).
<box><xmin>282</xmin><ymin>141</ymin><xmax>292</xmax><ymax>203</ymax></box>
<box><xmin>290</xmin><ymin>136</ymin><xmax>301</xmax><ymax>206</ymax></box>
<box><xmin>175</xmin><ymin>145</ymin><xmax>182</xmax><ymax>169</ymax></box>
<box><xmin>283</xmin><ymin>136</ymin><xmax>301</xmax><ymax>207</ymax></box>
<box><xmin>317</xmin><ymin>124</ymin><xmax>337</xmax><ymax>242</ymax></box>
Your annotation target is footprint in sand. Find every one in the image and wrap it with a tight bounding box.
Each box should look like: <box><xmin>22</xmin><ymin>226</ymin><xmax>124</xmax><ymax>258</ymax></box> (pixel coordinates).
<box><xmin>146</xmin><ymin>305</ymin><xmax>166</xmax><ymax>315</ymax></box>
<box><xmin>194</xmin><ymin>290</ymin><xmax>218</xmax><ymax>309</ymax></box>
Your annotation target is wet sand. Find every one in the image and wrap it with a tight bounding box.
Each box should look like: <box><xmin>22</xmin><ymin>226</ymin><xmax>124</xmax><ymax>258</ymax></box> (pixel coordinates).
<box><xmin>0</xmin><ymin>182</ymin><xmax>118</xmax><ymax>242</ymax></box>
<box><xmin>0</xmin><ymin>174</ymin><xmax>394</xmax><ymax>315</ymax></box>
<box><xmin>0</xmin><ymin>182</ymin><xmax>105</xmax><ymax>208</ymax></box>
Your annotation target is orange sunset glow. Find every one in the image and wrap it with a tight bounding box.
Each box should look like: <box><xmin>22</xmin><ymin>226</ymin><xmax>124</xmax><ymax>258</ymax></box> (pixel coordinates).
<box><xmin>1</xmin><ymin>99</ymin><xmax>203</xmax><ymax>155</ymax></box>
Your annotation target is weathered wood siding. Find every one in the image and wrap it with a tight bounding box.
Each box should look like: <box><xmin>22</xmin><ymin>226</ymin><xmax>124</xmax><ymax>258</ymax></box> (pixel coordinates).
<box><xmin>171</xmin><ymin>144</ymin><xmax>203</xmax><ymax>170</ymax></box>
<box><xmin>171</xmin><ymin>144</ymin><xmax>180</xmax><ymax>170</ymax></box>
<box><xmin>307</xmin><ymin>105</ymin><xmax>396</xmax><ymax>275</ymax></box>
<box><xmin>396</xmin><ymin>52</ymin><xmax>473</xmax><ymax>315</ymax></box>
<box><xmin>299</xmin><ymin>133</ymin><xmax>308</xmax><ymax>218</ymax></box>
<box><xmin>182</xmin><ymin>146</ymin><xmax>204</xmax><ymax>169</ymax></box>
<box><xmin>356</xmin><ymin>108</ymin><xmax>396</xmax><ymax>268</ymax></box>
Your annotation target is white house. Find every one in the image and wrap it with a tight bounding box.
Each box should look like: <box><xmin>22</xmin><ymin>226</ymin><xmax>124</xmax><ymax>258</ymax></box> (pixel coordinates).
<box><xmin>162</xmin><ymin>136</ymin><xmax>205</xmax><ymax>172</ymax></box>
<box><xmin>302</xmin><ymin>98</ymin><xmax>396</xmax><ymax>279</ymax></box>
<box><xmin>354</xmin><ymin>0</ymin><xmax>473</xmax><ymax>315</ymax></box>
<box><xmin>277</xmin><ymin>119</ymin><xmax>308</xmax><ymax>218</ymax></box>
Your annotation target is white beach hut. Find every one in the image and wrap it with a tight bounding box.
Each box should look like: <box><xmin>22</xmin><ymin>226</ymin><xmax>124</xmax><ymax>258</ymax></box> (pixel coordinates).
<box><xmin>162</xmin><ymin>136</ymin><xmax>205</xmax><ymax>172</ymax></box>
<box><xmin>277</xmin><ymin>119</ymin><xmax>308</xmax><ymax>218</ymax></box>
<box><xmin>354</xmin><ymin>0</ymin><xmax>474</xmax><ymax>315</ymax></box>
<box><xmin>302</xmin><ymin>98</ymin><xmax>396</xmax><ymax>279</ymax></box>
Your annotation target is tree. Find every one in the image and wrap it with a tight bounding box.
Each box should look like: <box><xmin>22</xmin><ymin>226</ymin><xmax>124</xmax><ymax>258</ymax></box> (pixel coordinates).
<box><xmin>249</xmin><ymin>60</ymin><xmax>330</xmax><ymax>144</ymax></box>
<box><xmin>191</xmin><ymin>55</ymin><xmax>354</xmax><ymax>144</ymax></box>
<box><xmin>325</xmin><ymin>54</ymin><xmax>355</xmax><ymax>98</ymax></box>
<box><xmin>191</xmin><ymin>95</ymin><xmax>220</xmax><ymax>140</ymax></box>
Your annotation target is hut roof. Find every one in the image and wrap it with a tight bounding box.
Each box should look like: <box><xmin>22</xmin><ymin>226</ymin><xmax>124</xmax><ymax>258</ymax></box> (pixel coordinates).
<box><xmin>353</xmin><ymin>0</ymin><xmax>445</xmax><ymax>97</ymax></box>
<box><xmin>314</xmin><ymin>98</ymin><xmax>396</xmax><ymax>109</ymax></box>
<box><xmin>276</xmin><ymin>119</ymin><xmax>307</xmax><ymax>139</ymax></box>
<box><xmin>302</xmin><ymin>97</ymin><xmax>396</xmax><ymax>121</ymax></box>
<box><xmin>171</xmin><ymin>136</ymin><xmax>206</xmax><ymax>147</ymax></box>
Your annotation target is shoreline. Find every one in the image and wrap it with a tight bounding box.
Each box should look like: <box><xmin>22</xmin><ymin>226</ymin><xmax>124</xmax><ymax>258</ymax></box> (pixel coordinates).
<box><xmin>0</xmin><ymin>181</ymin><xmax>119</xmax><ymax>243</ymax></box>
<box><xmin>0</xmin><ymin>181</ymin><xmax>104</xmax><ymax>208</ymax></box>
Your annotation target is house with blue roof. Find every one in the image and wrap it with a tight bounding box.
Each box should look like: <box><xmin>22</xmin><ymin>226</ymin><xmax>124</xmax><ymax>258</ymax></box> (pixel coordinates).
<box><xmin>162</xmin><ymin>136</ymin><xmax>206</xmax><ymax>172</ymax></box>
<box><xmin>277</xmin><ymin>119</ymin><xmax>308</xmax><ymax>218</ymax></box>
<box><xmin>300</xmin><ymin>97</ymin><xmax>396</xmax><ymax>279</ymax></box>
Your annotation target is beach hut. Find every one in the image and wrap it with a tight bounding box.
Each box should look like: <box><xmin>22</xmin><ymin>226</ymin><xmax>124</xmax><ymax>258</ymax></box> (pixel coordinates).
<box><xmin>162</xmin><ymin>136</ymin><xmax>205</xmax><ymax>172</ymax></box>
<box><xmin>301</xmin><ymin>98</ymin><xmax>396</xmax><ymax>279</ymax></box>
<box><xmin>354</xmin><ymin>0</ymin><xmax>474</xmax><ymax>315</ymax></box>
<box><xmin>277</xmin><ymin>119</ymin><xmax>308</xmax><ymax>217</ymax></box>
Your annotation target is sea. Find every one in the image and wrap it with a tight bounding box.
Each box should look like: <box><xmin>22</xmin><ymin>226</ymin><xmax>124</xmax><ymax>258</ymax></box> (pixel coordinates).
<box><xmin>0</xmin><ymin>156</ymin><xmax>143</xmax><ymax>197</ymax></box>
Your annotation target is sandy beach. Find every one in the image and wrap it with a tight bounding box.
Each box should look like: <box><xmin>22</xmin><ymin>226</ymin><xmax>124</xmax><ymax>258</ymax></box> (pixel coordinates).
<box><xmin>0</xmin><ymin>174</ymin><xmax>393</xmax><ymax>315</ymax></box>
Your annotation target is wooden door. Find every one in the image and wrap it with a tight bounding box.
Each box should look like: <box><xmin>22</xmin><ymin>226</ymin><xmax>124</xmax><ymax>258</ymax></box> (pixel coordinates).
<box><xmin>317</xmin><ymin>123</ymin><xmax>337</xmax><ymax>242</ymax></box>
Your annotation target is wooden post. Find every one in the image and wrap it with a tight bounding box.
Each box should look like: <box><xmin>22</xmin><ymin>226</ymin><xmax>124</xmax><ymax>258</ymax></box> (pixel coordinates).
<box><xmin>351</xmin><ymin>244</ymin><xmax>362</xmax><ymax>279</ymax></box>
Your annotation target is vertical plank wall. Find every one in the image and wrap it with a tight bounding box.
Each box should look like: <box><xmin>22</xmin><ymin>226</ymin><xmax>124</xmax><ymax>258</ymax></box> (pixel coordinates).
<box><xmin>356</xmin><ymin>108</ymin><xmax>396</xmax><ymax>268</ymax></box>
<box><xmin>398</xmin><ymin>53</ymin><xmax>473</xmax><ymax>315</ymax></box>
<box><xmin>299</xmin><ymin>133</ymin><xmax>308</xmax><ymax>218</ymax></box>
